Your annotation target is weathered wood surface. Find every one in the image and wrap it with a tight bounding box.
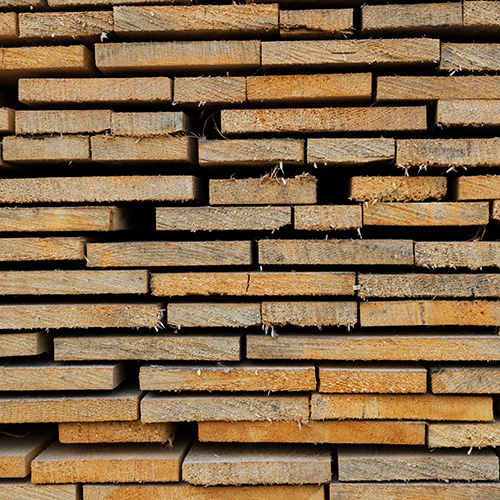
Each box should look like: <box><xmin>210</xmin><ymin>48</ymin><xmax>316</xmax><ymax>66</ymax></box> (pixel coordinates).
<box><xmin>0</xmin><ymin>108</ymin><xmax>14</xmax><ymax>134</ymax></box>
<box><xmin>48</xmin><ymin>0</ymin><xmax>192</xmax><ymax>8</ymax></box>
<box><xmin>337</xmin><ymin>446</ymin><xmax>499</xmax><ymax>482</ymax></box>
<box><xmin>453</xmin><ymin>175</ymin><xmax>500</xmax><ymax>200</ymax></box>
<box><xmin>246</xmin><ymin>73</ymin><xmax>371</xmax><ymax>104</ymax></box>
<box><xmin>221</xmin><ymin>107</ymin><xmax>427</xmax><ymax>135</ymax></box>
<box><xmin>0</xmin><ymin>13</ymin><xmax>18</xmax><ymax>43</ymax></box>
<box><xmin>151</xmin><ymin>271</ymin><xmax>355</xmax><ymax>296</ymax></box>
<box><xmin>428</xmin><ymin>421</ymin><xmax>500</xmax><ymax>448</ymax></box>
<box><xmin>174</xmin><ymin>76</ymin><xmax>246</xmax><ymax>105</ymax></box>
<box><xmin>19</xmin><ymin>77</ymin><xmax>173</xmax><ymax>106</ymax></box>
<box><xmin>0</xmin><ymin>332</ymin><xmax>50</xmax><ymax>357</ymax></box>
<box><xmin>259</xmin><ymin>239</ymin><xmax>414</xmax><ymax>265</ymax></box>
<box><xmin>182</xmin><ymin>442</ymin><xmax>331</xmax><ymax>485</ymax></box>
<box><xmin>431</xmin><ymin>365</ymin><xmax>500</xmax><ymax>394</ymax></box>
<box><xmin>441</xmin><ymin>43</ymin><xmax>500</xmax><ymax>71</ymax></box>
<box><xmin>294</xmin><ymin>205</ymin><xmax>362</xmax><ymax>230</ymax></box>
<box><xmin>491</xmin><ymin>200</ymin><xmax>500</xmax><ymax>222</ymax></box>
<box><xmin>111</xmin><ymin>111</ymin><xmax>189</xmax><ymax>135</ymax></box>
<box><xmin>464</xmin><ymin>0</ymin><xmax>500</xmax><ymax>34</ymax></box>
<box><xmin>55</xmin><ymin>334</ymin><xmax>241</xmax><ymax>362</ymax></box>
<box><xmin>198</xmin><ymin>420</ymin><xmax>425</xmax><ymax>445</ymax></box>
<box><xmin>59</xmin><ymin>421</ymin><xmax>175</xmax><ymax>444</ymax></box>
<box><xmin>436</xmin><ymin>100</ymin><xmax>500</xmax><ymax>128</ymax></box>
<box><xmin>318</xmin><ymin>363</ymin><xmax>427</xmax><ymax>393</ymax></box>
<box><xmin>0</xmin><ymin>481</ymin><xmax>78</xmax><ymax>500</ymax></box>
<box><xmin>156</xmin><ymin>207</ymin><xmax>292</xmax><ymax>231</ymax></box>
<box><xmin>141</xmin><ymin>393</ymin><xmax>310</xmax><ymax>422</ymax></box>
<box><xmin>280</xmin><ymin>9</ymin><xmax>353</xmax><ymax>39</ymax></box>
<box><xmin>0</xmin><ymin>0</ymin><xmax>44</xmax><ymax>10</ymax></box>
<box><xmin>199</xmin><ymin>139</ymin><xmax>304</xmax><ymax>167</ymax></box>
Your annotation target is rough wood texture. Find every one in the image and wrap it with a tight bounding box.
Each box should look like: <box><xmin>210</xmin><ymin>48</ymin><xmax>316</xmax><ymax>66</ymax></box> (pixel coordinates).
<box><xmin>141</xmin><ymin>393</ymin><xmax>310</xmax><ymax>422</ymax></box>
<box><xmin>95</xmin><ymin>41</ymin><xmax>260</xmax><ymax>74</ymax></box>
<box><xmin>0</xmin><ymin>108</ymin><xmax>14</xmax><ymax>134</ymax></box>
<box><xmin>491</xmin><ymin>200</ymin><xmax>500</xmax><ymax>221</ymax></box>
<box><xmin>87</xmin><ymin>241</ymin><xmax>252</xmax><ymax>267</ymax></box>
<box><xmin>31</xmin><ymin>438</ymin><xmax>190</xmax><ymax>484</ymax></box>
<box><xmin>174</xmin><ymin>76</ymin><xmax>246</xmax><ymax>106</ymax></box>
<box><xmin>429</xmin><ymin>421</ymin><xmax>500</xmax><ymax>448</ymax></box>
<box><xmin>55</xmin><ymin>334</ymin><xmax>241</xmax><ymax>362</ymax></box>
<box><xmin>261</xmin><ymin>39</ymin><xmax>440</xmax><ymax>69</ymax></box>
<box><xmin>318</xmin><ymin>363</ymin><xmax>427</xmax><ymax>393</ymax></box>
<box><xmin>19</xmin><ymin>77</ymin><xmax>173</xmax><ymax>106</ymax></box>
<box><xmin>156</xmin><ymin>207</ymin><xmax>292</xmax><ymax>231</ymax></box>
<box><xmin>453</xmin><ymin>175</ymin><xmax>500</xmax><ymax>200</ymax></box>
<box><xmin>246</xmin><ymin>73</ymin><xmax>371</xmax><ymax>104</ymax></box>
<box><xmin>210</xmin><ymin>176</ymin><xmax>316</xmax><ymax>205</ymax></box>
<box><xmin>0</xmin><ymin>13</ymin><xmax>18</xmax><ymax>43</ymax></box>
<box><xmin>259</xmin><ymin>239</ymin><xmax>413</xmax><ymax>265</ymax></box>
<box><xmin>280</xmin><ymin>9</ymin><xmax>353</xmax><ymax>39</ymax></box>
<box><xmin>294</xmin><ymin>205</ymin><xmax>362</xmax><ymax>231</ymax></box>
<box><xmin>464</xmin><ymin>1</ymin><xmax>500</xmax><ymax>34</ymax></box>
<box><xmin>431</xmin><ymin>365</ymin><xmax>500</xmax><ymax>394</ymax></box>
<box><xmin>48</xmin><ymin>0</ymin><xmax>192</xmax><ymax>8</ymax></box>
<box><xmin>0</xmin><ymin>482</ymin><xmax>78</xmax><ymax>500</ymax></box>
<box><xmin>337</xmin><ymin>446</ymin><xmax>499</xmax><ymax>482</ymax></box>
<box><xmin>199</xmin><ymin>139</ymin><xmax>304</xmax><ymax>167</ymax></box>
<box><xmin>0</xmin><ymin>0</ymin><xmax>44</xmax><ymax>10</ymax></box>
<box><xmin>0</xmin><ymin>332</ymin><xmax>50</xmax><ymax>357</ymax></box>
<box><xmin>198</xmin><ymin>420</ymin><xmax>425</xmax><ymax>445</ymax></box>
<box><xmin>221</xmin><ymin>107</ymin><xmax>427</xmax><ymax>135</ymax></box>
<box><xmin>182</xmin><ymin>442</ymin><xmax>331</xmax><ymax>485</ymax></box>
<box><xmin>111</xmin><ymin>111</ymin><xmax>189</xmax><ymax>135</ymax></box>
<box><xmin>436</xmin><ymin>100</ymin><xmax>500</xmax><ymax>128</ymax></box>
<box><xmin>441</xmin><ymin>43</ymin><xmax>500</xmax><ymax>71</ymax></box>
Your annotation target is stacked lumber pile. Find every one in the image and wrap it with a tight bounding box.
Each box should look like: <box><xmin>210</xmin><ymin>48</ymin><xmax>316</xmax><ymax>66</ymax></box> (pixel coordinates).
<box><xmin>1</xmin><ymin>0</ymin><xmax>500</xmax><ymax>498</ymax></box>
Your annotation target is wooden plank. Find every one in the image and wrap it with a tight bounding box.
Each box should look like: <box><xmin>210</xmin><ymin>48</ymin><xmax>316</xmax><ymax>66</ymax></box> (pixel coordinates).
<box><xmin>280</xmin><ymin>9</ymin><xmax>353</xmax><ymax>39</ymax></box>
<box><xmin>363</xmin><ymin>202</ymin><xmax>489</xmax><ymax>226</ymax></box>
<box><xmin>141</xmin><ymin>393</ymin><xmax>310</xmax><ymax>422</ymax></box>
<box><xmin>318</xmin><ymin>363</ymin><xmax>427</xmax><ymax>393</ymax></box>
<box><xmin>0</xmin><ymin>0</ymin><xmax>44</xmax><ymax>11</ymax></box>
<box><xmin>59</xmin><ymin>421</ymin><xmax>175</xmax><ymax>444</ymax></box>
<box><xmin>259</xmin><ymin>239</ymin><xmax>414</xmax><ymax>265</ymax></box>
<box><xmin>0</xmin><ymin>481</ymin><xmax>78</xmax><ymax>500</ymax></box>
<box><xmin>361</xmin><ymin>300</ymin><xmax>500</xmax><ymax>327</ymax></box>
<box><xmin>428</xmin><ymin>421</ymin><xmax>500</xmax><ymax>447</ymax></box>
<box><xmin>262</xmin><ymin>301</ymin><xmax>357</xmax><ymax>327</ymax></box>
<box><xmin>491</xmin><ymin>200</ymin><xmax>500</xmax><ymax>221</ymax></box>
<box><xmin>156</xmin><ymin>207</ymin><xmax>292</xmax><ymax>231</ymax></box>
<box><xmin>0</xmin><ymin>384</ymin><xmax>141</xmax><ymax>423</ymax></box>
<box><xmin>0</xmin><ymin>13</ymin><xmax>18</xmax><ymax>44</ymax></box>
<box><xmin>95</xmin><ymin>40</ymin><xmax>261</xmax><ymax>74</ymax></box>
<box><xmin>246</xmin><ymin>73</ymin><xmax>371</xmax><ymax>104</ymax></box>
<box><xmin>151</xmin><ymin>271</ymin><xmax>355</xmax><ymax>297</ymax></box>
<box><xmin>174</xmin><ymin>76</ymin><xmax>246</xmax><ymax>106</ymax></box>
<box><xmin>87</xmin><ymin>241</ymin><xmax>252</xmax><ymax>267</ymax></box>
<box><xmin>2</xmin><ymin>135</ymin><xmax>90</xmax><ymax>163</ymax></box>
<box><xmin>113</xmin><ymin>4</ymin><xmax>278</xmax><ymax>39</ymax></box>
<box><xmin>48</xmin><ymin>0</ymin><xmax>193</xmax><ymax>8</ymax></box>
<box><xmin>210</xmin><ymin>176</ymin><xmax>316</xmax><ymax>205</ymax></box>
<box><xmin>221</xmin><ymin>107</ymin><xmax>427</xmax><ymax>135</ymax></box>
<box><xmin>0</xmin><ymin>237</ymin><xmax>81</xmax><ymax>262</ymax></box>
<box><xmin>307</xmin><ymin>138</ymin><xmax>395</xmax><ymax>166</ymax></box>
<box><xmin>431</xmin><ymin>365</ymin><xmax>500</xmax><ymax>394</ymax></box>
<box><xmin>91</xmin><ymin>135</ymin><xmax>195</xmax><ymax>163</ymax></box>
<box><xmin>337</xmin><ymin>446</ymin><xmax>499</xmax><ymax>481</ymax></box>
<box><xmin>0</xmin><ymin>176</ymin><xmax>201</xmax><ymax>203</ymax></box>
<box><xmin>246</xmin><ymin>335</ymin><xmax>500</xmax><ymax>361</ymax></box>
<box><xmin>0</xmin><ymin>303</ymin><xmax>162</xmax><ymax>330</ymax></box>
<box><xmin>199</xmin><ymin>139</ymin><xmax>304</xmax><ymax>167</ymax></box>
<box><xmin>415</xmin><ymin>241</ymin><xmax>500</xmax><ymax>269</ymax></box>
<box><xmin>436</xmin><ymin>100</ymin><xmax>500</xmax><ymax>128</ymax></box>
<box><xmin>167</xmin><ymin>303</ymin><xmax>260</xmax><ymax>328</ymax></box>
<box><xmin>261</xmin><ymin>39</ymin><xmax>440</xmax><ymax>69</ymax></box>
<box><xmin>453</xmin><ymin>175</ymin><xmax>500</xmax><ymax>200</ymax></box>
<box><xmin>441</xmin><ymin>43</ymin><xmax>500</xmax><ymax>72</ymax></box>
<box><xmin>0</xmin><ymin>108</ymin><xmax>14</xmax><ymax>134</ymax></box>
<box><xmin>18</xmin><ymin>11</ymin><xmax>113</xmax><ymax>42</ymax></box>
<box><xmin>19</xmin><ymin>77</ymin><xmax>173</xmax><ymax>106</ymax></box>
<box><xmin>55</xmin><ymin>334</ymin><xmax>241</xmax><ymax>362</ymax></box>
<box><xmin>111</xmin><ymin>111</ymin><xmax>189</xmax><ymax>135</ymax></box>
<box><xmin>198</xmin><ymin>420</ymin><xmax>425</xmax><ymax>445</ymax></box>
<box><xmin>15</xmin><ymin>110</ymin><xmax>111</xmax><ymax>135</ymax></box>
<box><xmin>294</xmin><ymin>205</ymin><xmax>362</xmax><ymax>231</ymax></box>
<box><xmin>0</xmin><ymin>332</ymin><xmax>50</xmax><ymax>357</ymax></box>
<box><xmin>361</xmin><ymin>2</ymin><xmax>462</xmax><ymax>36</ymax></box>
<box><xmin>311</xmin><ymin>393</ymin><xmax>492</xmax><ymax>421</ymax></box>
<box><xmin>464</xmin><ymin>1</ymin><xmax>500</xmax><ymax>34</ymax></box>
<box><xmin>350</xmin><ymin>176</ymin><xmax>447</xmax><ymax>202</ymax></box>
<box><xmin>0</xmin><ymin>207</ymin><xmax>128</xmax><ymax>232</ymax></box>
<box><xmin>182</xmin><ymin>442</ymin><xmax>331</xmax><ymax>485</ymax></box>
<box><xmin>139</xmin><ymin>363</ymin><xmax>316</xmax><ymax>392</ymax></box>
<box><xmin>31</xmin><ymin>437</ymin><xmax>190</xmax><ymax>484</ymax></box>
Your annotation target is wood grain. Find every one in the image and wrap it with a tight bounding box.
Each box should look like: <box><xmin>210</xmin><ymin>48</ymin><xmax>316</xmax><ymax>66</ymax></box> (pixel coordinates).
<box><xmin>0</xmin><ymin>332</ymin><xmax>50</xmax><ymax>357</ymax></box>
<box><xmin>0</xmin><ymin>108</ymin><xmax>14</xmax><ymax>134</ymax></box>
<box><xmin>174</xmin><ymin>76</ymin><xmax>246</xmax><ymax>106</ymax></box>
<box><xmin>431</xmin><ymin>365</ymin><xmax>500</xmax><ymax>394</ymax></box>
<box><xmin>453</xmin><ymin>175</ymin><xmax>500</xmax><ymax>200</ymax></box>
<box><xmin>441</xmin><ymin>43</ymin><xmax>500</xmax><ymax>71</ymax></box>
<box><xmin>0</xmin><ymin>482</ymin><xmax>78</xmax><ymax>500</ymax></box>
<box><xmin>280</xmin><ymin>9</ymin><xmax>353</xmax><ymax>39</ymax></box>
<box><xmin>294</xmin><ymin>205</ymin><xmax>362</xmax><ymax>230</ymax></box>
<box><xmin>110</xmin><ymin>111</ymin><xmax>189</xmax><ymax>135</ymax></box>
<box><xmin>0</xmin><ymin>13</ymin><xmax>18</xmax><ymax>43</ymax></box>
<box><xmin>464</xmin><ymin>1</ymin><xmax>500</xmax><ymax>34</ymax></box>
<box><xmin>436</xmin><ymin>99</ymin><xmax>500</xmax><ymax>128</ymax></box>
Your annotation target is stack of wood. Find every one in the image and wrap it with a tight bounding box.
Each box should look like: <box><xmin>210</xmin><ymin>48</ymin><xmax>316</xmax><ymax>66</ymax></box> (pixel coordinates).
<box><xmin>1</xmin><ymin>0</ymin><xmax>500</xmax><ymax>498</ymax></box>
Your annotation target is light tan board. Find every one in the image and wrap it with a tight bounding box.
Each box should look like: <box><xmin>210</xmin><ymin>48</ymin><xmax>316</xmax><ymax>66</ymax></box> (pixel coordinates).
<box><xmin>0</xmin><ymin>332</ymin><xmax>50</xmax><ymax>357</ymax></box>
<box><xmin>429</xmin><ymin>421</ymin><xmax>500</xmax><ymax>448</ymax></box>
<box><xmin>453</xmin><ymin>175</ymin><xmax>500</xmax><ymax>200</ymax></box>
<box><xmin>0</xmin><ymin>481</ymin><xmax>78</xmax><ymax>500</ymax></box>
<box><xmin>59</xmin><ymin>421</ymin><xmax>175</xmax><ymax>444</ymax></box>
<box><xmin>431</xmin><ymin>365</ymin><xmax>500</xmax><ymax>394</ymax></box>
<box><xmin>139</xmin><ymin>363</ymin><xmax>316</xmax><ymax>391</ymax></box>
<box><xmin>87</xmin><ymin>241</ymin><xmax>252</xmax><ymax>267</ymax></box>
<box><xmin>198</xmin><ymin>420</ymin><xmax>425</xmax><ymax>445</ymax></box>
<box><xmin>111</xmin><ymin>111</ymin><xmax>189</xmax><ymax>135</ymax></box>
<box><xmin>0</xmin><ymin>0</ymin><xmax>45</xmax><ymax>10</ymax></box>
<box><xmin>55</xmin><ymin>334</ymin><xmax>241</xmax><ymax>362</ymax></box>
<box><xmin>0</xmin><ymin>13</ymin><xmax>18</xmax><ymax>44</ymax></box>
<box><xmin>167</xmin><ymin>303</ymin><xmax>260</xmax><ymax>328</ymax></box>
<box><xmin>0</xmin><ymin>384</ymin><xmax>141</xmax><ymax>423</ymax></box>
<box><xmin>337</xmin><ymin>446</ymin><xmax>499</xmax><ymax>481</ymax></box>
<box><xmin>141</xmin><ymin>393</ymin><xmax>309</xmax><ymax>422</ymax></box>
<box><xmin>261</xmin><ymin>39</ymin><xmax>440</xmax><ymax>69</ymax></box>
<box><xmin>0</xmin><ymin>108</ymin><xmax>14</xmax><ymax>134</ymax></box>
<box><xmin>441</xmin><ymin>43</ymin><xmax>500</xmax><ymax>71</ymax></box>
<box><xmin>318</xmin><ymin>363</ymin><xmax>427</xmax><ymax>393</ymax></box>
<box><xmin>156</xmin><ymin>207</ymin><xmax>292</xmax><ymax>231</ymax></box>
<box><xmin>113</xmin><ymin>4</ymin><xmax>278</xmax><ymax>39</ymax></box>
<box><xmin>221</xmin><ymin>107</ymin><xmax>427</xmax><ymax>135</ymax></box>
<box><xmin>182</xmin><ymin>442</ymin><xmax>331</xmax><ymax>486</ymax></box>
<box><xmin>294</xmin><ymin>206</ymin><xmax>362</xmax><ymax>230</ymax></box>
<box><xmin>246</xmin><ymin>73</ymin><xmax>371</xmax><ymax>104</ymax></box>
<box><xmin>95</xmin><ymin>41</ymin><xmax>261</xmax><ymax>74</ymax></box>
<box><xmin>464</xmin><ymin>0</ymin><xmax>500</xmax><ymax>34</ymax></box>
<box><xmin>19</xmin><ymin>77</ymin><xmax>173</xmax><ymax>106</ymax></box>
<box><xmin>174</xmin><ymin>76</ymin><xmax>246</xmax><ymax>106</ymax></box>
<box><xmin>209</xmin><ymin>176</ymin><xmax>317</xmax><ymax>205</ymax></box>
<box><xmin>48</xmin><ymin>0</ymin><xmax>192</xmax><ymax>8</ymax></box>
<box><xmin>307</xmin><ymin>138</ymin><xmax>395</xmax><ymax>166</ymax></box>
<box><xmin>0</xmin><ymin>237</ymin><xmax>85</xmax><ymax>262</ymax></box>
<box><xmin>436</xmin><ymin>100</ymin><xmax>500</xmax><ymax>128</ymax></box>
<box><xmin>491</xmin><ymin>200</ymin><xmax>500</xmax><ymax>221</ymax></box>
<box><xmin>199</xmin><ymin>139</ymin><xmax>304</xmax><ymax>167</ymax></box>
<box><xmin>280</xmin><ymin>9</ymin><xmax>353</xmax><ymax>39</ymax></box>
<box><xmin>151</xmin><ymin>271</ymin><xmax>355</xmax><ymax>296</ymax></box>
<box><xmin>31</xmin><ymin>437</ymin><xmax>190</xmax><ymax>484</ymax></box>
<box><xmin>259</xmin><ymin>239</ymin><xmax>414</xmax><ymax>265</ymax></box>
<box><xmin>247</xmin><ymin>335</ymin><xmax>500</xmax><ymax>361</ymax></box>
